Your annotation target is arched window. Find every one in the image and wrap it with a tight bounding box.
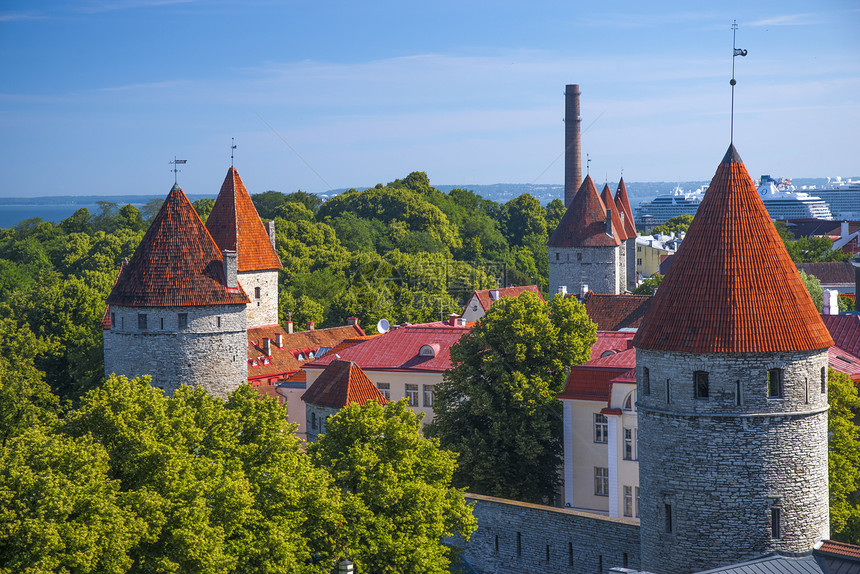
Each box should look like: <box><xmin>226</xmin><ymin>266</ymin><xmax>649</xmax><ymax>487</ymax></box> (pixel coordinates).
<box><xmin>254</xmin><ymin>287</ymin><xmax>261</xmax><ymax>299</ymax></box>
<box><xmin>419</xmin><ymin>344</ymin><xmax>438</xmax><ymax>357</ymax></box>
<box><xmin>623</xmin><ymin>390</ymin><xmax>636</xmax><ymax>411</ymax></box>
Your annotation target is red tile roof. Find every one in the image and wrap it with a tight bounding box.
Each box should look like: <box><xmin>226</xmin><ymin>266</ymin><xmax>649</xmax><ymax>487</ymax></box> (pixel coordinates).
<box><xmin>633</xmin><ymin>145</ymin><xmax>833</xmax><ymax>353</ymax></box>
<box><xmin>588</xmin><ymin>330</ymin><xmax>636</xmax><ymax>362</ymax></box>
<box><xmin>305</xmin><ymin>321</ymin><xmax>471</xmax><ymax>373</ymax></box>
<box><xmin>822</xmin><ymin>314</ymin><xmax>860</xmax><ymax>357</ymax></box>
<box><xmin>206</xmin><ymin>167</ymin><xmax>282</xmax><ymax>273</ymax></box>
<box><xmin>829</xmin><ymin>346</ymin><xmax>860</xmax><ymax>381</ymax></box>
<box><xmin>557</xmin><ymin>347</ymin><xmax>636</xmax><ymax>402</ymax></box>
<box><xmin>614</xmin><ymin>178</ymin><xmax>637</xmax><ymax>238</ymax></box>
<box><xmin>548</xmin><ymin>175</ymin><xmax>622</xmax><ymax>248</ymax></box>
<box><xmin>601</xmin><ymin>184</ymin><xmax>627</xmax><ymax>241</ymax></box>
<box><xmin>582</xmin><ymin>292</ymin><xmax>652</xmax><ymax>331</ymax></box>
<box><xmin>472</xmin><ymin>285</ymin><xmax>545</xmax><ymax>312</ymax></box>
<box><xmin>815</xmin><ymin>539</ymin><xmax>860</xmax><ymax>560</ymax></box>
<box><xmin>246</xmin><ymin>323</ymin><xmax>366</xmax><ymax>382</ymax></box>
<box><xmin>796</xmin><ymin>261</ymin><xmax>855</xmax><ymax>285</ymax></box>
<box><xmin>301</xmin><ymin>360</ymin><xmax>388</xmax><ymax>409</ymax></box>
<box><xmin>106</xmin><ymin>184</ymin><xmax>249</xmax><ymax>307</ymax></box>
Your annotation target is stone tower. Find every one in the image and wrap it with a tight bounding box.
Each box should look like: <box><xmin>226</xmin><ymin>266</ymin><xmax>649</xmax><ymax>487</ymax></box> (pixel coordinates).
<box><xmin>206</xmin><ymin>167</ymin><xmax>282</xmax><ymax>329</ymax></box>
<box><xmin>548</xmin><ymin>175</ymin><xmax>624</xmax><ymax>296</ymax></box>
<box><xmin>614</xmin><ymin>178</ymin><xmax>638</xmax><ymax>291</ymax></box>
<box><xmin>104</xmin><ymin>183</ymin><xmax>250</xmax><ymax>398</ymax></box>
<box><xmin>632</xmin><ymin>145</ymin><xmax>833</xmax><ymax>574</ymax></box>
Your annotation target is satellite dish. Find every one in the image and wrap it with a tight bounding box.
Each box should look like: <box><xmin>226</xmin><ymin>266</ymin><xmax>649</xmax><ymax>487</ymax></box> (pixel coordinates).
<box><xmin>376</xmin><ymin>318</ymin><xmax>390</xmax><ymax>334</ymax></box>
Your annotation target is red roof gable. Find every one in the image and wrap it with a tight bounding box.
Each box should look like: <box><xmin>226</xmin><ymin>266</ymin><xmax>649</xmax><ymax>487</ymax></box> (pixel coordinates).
<box><xmin>601</xmin><ymin>184</ymin><xmax>627</xmax><ymax>241</ymax></box>
<box><xmin>472</xmin><ymin>285</ymin><xmax>545</xmax><ymax>312</ymax></box>
<box><xmin>548</xmin><ymin>175</ymin><xmax>621</xmax><ymax>248</ymax></box>
<box><xmin>633</xmin><ymin>145</ymin><xmax>833</xmax><ymax>353</ymax></box>
<box><xmin>305</xmin><ymin>321</ymin><xmax>470</xmax><ymax>373</ymax></box>
<box><xmin>588</xmin><ymin>330</ymin><xmax>636</xmax><ymax>362</ymax></box>
<box><xmin>557</xmin><ymin>347</ymin><xmax>636</xmax><ymax>402</ymax></box>
<box><xmin>247</xmin><ymin>323</ymin><xmax>366</xmax><ymax>381</ymax></box>
<box><xmin>822</xmin><ymin>313</ymin><xmax>860</xmax><ymax>357</ymax></box>
<box><xmin>829</xmin><ymin>346</ymin><xmax>860</xmax><ymax>381</ymax></box>
<box><xmin>206</xmin><ymin>167</ymin><xmax>282</xmax><ymax>273</ymax></box>
<box><xmin>106</xmin><ymin>184</ymin><xmax>249</xmax><ymax>307</ymax></box>
<box><xmin>614</xmin><ymin>178</ymin><xmax>637</xmax><ymax>238</ymax></box>
<box><xmin>301</xmin><ymin>360</ymin><xmax>388</xmax><ymax>409</ymax></box>
<box><xmin>583</xmin><ymin>292</ymin><xmax>652</xmax><ymax>331</ymax></box>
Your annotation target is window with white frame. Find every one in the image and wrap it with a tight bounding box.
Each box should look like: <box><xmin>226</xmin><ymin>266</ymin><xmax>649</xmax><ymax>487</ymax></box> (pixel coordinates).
<box><xmin>594</xmin><ymin>467</ymin><xmax>609</xmax><ymax>496</ymax></box>
<box><xmin>423</xmin><ymin>384</ymin><xmax>434</xmax><ymax>407</ymax></box>
<box><xmin>623</xmin><ymin>427</ymin><xmax>636</xmax><ymax>460</ymax></box>
<box><xmin>594</xmin><ymin>413</ymin><xmax>608</xmax><ymax>443</ymax></box>
<box><xmin>623</xmin><ymin>486</ymin><xmax>633</xmax><ymax>516</ymax></box>
<box><xmin>376</xmin><ymin>382</ymin><xmax>390</xmax><ymax>400</ymax></box>
<box><xmin>405</xmin><ymin>384</ymin><xmax>418</xmax><ymax>407</ymax></box>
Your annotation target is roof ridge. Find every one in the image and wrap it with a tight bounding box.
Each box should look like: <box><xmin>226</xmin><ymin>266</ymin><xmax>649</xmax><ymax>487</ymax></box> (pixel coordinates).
<box><xmin>548</xmin><ymin>175</ymin><xmax>621</xmax><ymax>248</ymax></box>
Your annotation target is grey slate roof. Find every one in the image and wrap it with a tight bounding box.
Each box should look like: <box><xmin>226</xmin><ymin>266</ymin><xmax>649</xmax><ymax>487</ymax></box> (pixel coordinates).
<box><xmin>693</xmin><ymin>553</ymin><xmax>823</xmax><ymax>574</ymax></box>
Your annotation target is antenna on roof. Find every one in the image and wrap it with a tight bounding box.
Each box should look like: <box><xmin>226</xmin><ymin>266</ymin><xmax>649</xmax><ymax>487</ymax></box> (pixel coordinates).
<box><xmin>730</xmin><ymin>20</ymin><xmax>748</xmax><ymax>144</ymax></box>
<box><xmin>231</xmin><ymin>138</ymin><xmax>237</xmax><ymax>167</ymax></box>
<box><xmin>169</xmin><ymin>157</ymin><xmax>187</xmax><ymax>185</ymax></box>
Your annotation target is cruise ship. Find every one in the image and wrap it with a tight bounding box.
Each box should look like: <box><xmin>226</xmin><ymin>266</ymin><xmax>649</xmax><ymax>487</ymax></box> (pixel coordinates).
<box><xmin>797</xmin><ymin>177</ymin><xmax>860</xmax><ymax>220</ymax></box>
<box><xmin>636</xmin><ymin>176</ymin><xmax>832</xmax><ymax>229</ymax></box>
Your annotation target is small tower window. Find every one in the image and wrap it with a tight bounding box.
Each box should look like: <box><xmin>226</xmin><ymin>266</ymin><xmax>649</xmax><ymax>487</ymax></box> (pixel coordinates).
<box><xmin>255</xmin><ymin>287</ymin><xmax>261</xmax><ymax>299</ymax></box>
<box><xmin>217</xmin><ymin>316</ymin><xmax>221</xmax><ymax>328</ymax></box>
<box><xmin>110</xmin><ymin>312</ymin><xmax>115</xmax><ymax>328</ymax></box>
<box><xmin>771</xmin><ymin>507</ymin><xmax>782</xmax><ymax>539</ymax></box>
<box><xmin>311</xmin><ymin>412</ymin><xmax>317</xmax><ymax>430</ymax></box>
<box><xmin>736</xmin><ymin>380</ymin><xmax>743</xmax><ymax>406</ymax></box>
<box><xmin>555</xmin><ymin>252</ymin><xmax>559</xmax><ymax>260</ymax></box>
<box><xmin>768</xmin><ymin>368</ymin><xmax>784</xmax><ymax>398</ymax></box>
<box><xmin>666</xmin><ymin>378</ymin><xmax>671</xmax><ymax>404</ymax></box>
<box><xmin>665</xmin><ymin>504</ymin><xmax>673</xmax><ymax>533</ymax></box>
<box><xmin>160</xmin><ymin>317</ymin><xmax>164</xmax><ymax>330</ymax></box>
<box><xmin>642</xmin><ymin>367</ymin><xmax>650</xmax><ymax>395</ymax></box>
<box><xmin>693</xmin><ymin>371</ymin><xmax>709</xmax><ymax>399</ymax></box>
<box><xmin>178</xmin><ymin>313</ymin><xmax>188</xmax><ymax>329</ymax></box>
<box><xmin>576</xmin><ymin>252</ymin><xmax>582</xmax><ymax>261</ymax></box>
<box><xmin>138</xmin><ymin>313</ymin><xmax>147</xmax><ymax>330</ymax></box>
<box><xmin>821</xmin><ymin>367</ymin><xmax>827</xmax><ymax>394</ymax></box>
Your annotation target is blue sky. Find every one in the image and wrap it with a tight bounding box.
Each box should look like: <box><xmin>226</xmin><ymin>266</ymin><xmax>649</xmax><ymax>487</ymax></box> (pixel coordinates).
<box><xmin>1</xmin><ymin>0</ymin><xmax>858</xmax><ymax>198</ymax></box>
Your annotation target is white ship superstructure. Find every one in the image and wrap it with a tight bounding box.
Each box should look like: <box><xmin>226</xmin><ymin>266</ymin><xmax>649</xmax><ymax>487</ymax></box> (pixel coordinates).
<box><xmin>799</xmin><ymin>176</ymin><xmax>860</xmax><ymax>219</ymax></box>
<box><xmin>757</xmin><ymin>175</ymin><xmax>833</xmax><ymax>220</ymax></box>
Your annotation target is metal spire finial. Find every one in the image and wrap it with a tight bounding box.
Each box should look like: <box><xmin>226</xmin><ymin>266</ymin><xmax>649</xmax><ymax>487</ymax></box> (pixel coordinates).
<box><xmin>231</xmin><ymin>138</ymin><xmax>237</xmax><ymax>167</ymax></box>
<box><xmin>730</xmin><ymin>20</ymin><xmax>748</xmax><ymax>144</ymax></box>
<box><xmin>169</xmin><ymin>156</ymin><xmax>187</xmax><ymax>185</ymax></box>
<box><xmin>586</xmin><ymin>153</ymin><xmax>591</xmax><ymax>175</ymax></box>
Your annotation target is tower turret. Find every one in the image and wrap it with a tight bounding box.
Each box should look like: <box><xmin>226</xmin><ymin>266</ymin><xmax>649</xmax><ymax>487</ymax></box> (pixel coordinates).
<box><xmin>633</xmin><ymin>145</ymin><xmax>833</xmax><ymax>573</ymax></box>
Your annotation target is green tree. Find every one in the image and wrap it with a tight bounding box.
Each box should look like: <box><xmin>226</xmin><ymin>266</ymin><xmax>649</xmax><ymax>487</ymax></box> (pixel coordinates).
<box><xmin>503</xmin><ymin>194</ymin><xmax>547</xmax><ymax>247</ymax></box>
<box><xmin>800</xmin><ymin>270</ymin><xmax>824</xmax><ymax>312</ymax></box>
<box><xmin>827</xmin><ymin>368</ymin><xmax>860</xmax><ymax>542</ymax></box>
<box><xmin>651</xmin><ymin>214</ymin><xmax>694</xmax><ymax>235</ymax></box>
<box><xmin>545</xmin><ymin>198</ymin><xmax>566</xmax><ymax>235</ymax></box>
<box><xmin>426</xmin><ymin>292</ymin><xmax>596</xmax><ymax>502</ymax></box>
<box><xmin>633</xmin><ymin>274</ymin><xmax>663</xmax><ymax>295</ymax></box>
<box><xmin>308</xmin><ymin>400</ymin><xmax>476</xmax><ymax>574</ymax></box>
<box><xmin>193</xmin><ymin>198</ymin><xmax>216</xmax><ymax>223</ymax></box>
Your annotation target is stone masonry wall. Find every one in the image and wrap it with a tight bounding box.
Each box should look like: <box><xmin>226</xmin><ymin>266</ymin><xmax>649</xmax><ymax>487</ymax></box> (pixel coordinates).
<box><xmin>456</xmin><ymin>493</ymin><xmax>640</xmax><ymax>574</ymax></box>
<box><xmin>239</xmin><ymin>269</ymin><xmax>279</xmax><ymax>328</ymax></box>
<box><xmin>636</xmin><ymin>349</ymin><xmax>830</xmax><ymax>574</ymax></box>
<box><xmin>104</xmin><ymin>304</ymin><xmax>248</xmax><ymax>398</ymax></box>
<box><xmin>305</xmin><ymin>403</ymin><xmax>338</xmax><ymax>442</ymax></box>
<box><xmin>549</xmin><ymin>245</ymin><xmax>621</xmax><ymax>296</ymax></box>
<box><xmin>626</xmin><ymin>237</ymin><xmax>636</xmax><ymax>291</ymax></box>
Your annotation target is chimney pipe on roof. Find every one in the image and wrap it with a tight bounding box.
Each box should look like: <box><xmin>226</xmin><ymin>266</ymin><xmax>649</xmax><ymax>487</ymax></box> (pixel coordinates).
<box><xmin>286</xmin><ymin>320</ymin><xmax>294</xmax><ymax>334</ymax></box>
<box><xmin>489</xmin><ymin>289</ymin><xmax>500</xmax><ymax>301</ymax></box>
<box><xmin>266</xmin><ymin>220</ymin><xmax>276</xmax><ymax>250</ymax></box>
<box><xmin>275</xmin><ymin>332</ymin><xmax>283</xmax><ymax>347</ymax></box>
<box><xmin>823</xmin><ymin>289</ymin><xmax>839</xmax><ymax>316</ymax></box>
<box><xmin>222</xmin><ymin>250</ymin><xmax>238</xmax><ymax>289</ymax></box>
<box><xmin>306</xmin><ymin>321</ymin><xmax>315</xmax><ymax>331</ymax></box>
<box><xmin>605</xmin><ymin>209</ymin><xmax>613</xmax><ymax>237</ymax></box>
<box><xmin>347</xmin><ymin>317</ymin><xmax>359</xmax><ymax>327</ymax></box>
<box><xmin>558</xmin><ymin>285</ymin><xmax>568</xmax><ymax>297</ymax></box>
<box><xmin>564</xmin><ymin>84</ymin><xmax>582</xmax><ymax>207</ymax></box>
<box><xmin>456</xmin><ymin>317</ymin><xmax>466</xmax><ymax>327</ymax></box>
<box><xmin>842</xmin><ymin>221</ymin><xmax>850</xmax><ymax>240</ymax></box>
<box><xmin>263</xmin><ymin>337</ymin><xmax>271</xmax><ymax>356</ymax></box>
<box><xmin>581</xmin><ymin>284</ymin><xmax>589</xmax><ymax>298</ymax></box>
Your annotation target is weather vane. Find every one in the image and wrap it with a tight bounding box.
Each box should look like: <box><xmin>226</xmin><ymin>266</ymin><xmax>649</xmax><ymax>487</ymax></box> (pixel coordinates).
<box><xmin>730</xmin><ymin>20</ymin><xmax>748</xmax><ymax>143</ymax></box>
<box><xmin>231</xmin><ymin>138</ymin><xmax>237</xmax><ymax>167</ymax></box>
<box><xmin>586</xmin><ymin>153</ymin><xmax>591</xmax><ymax>175</ymax></box>
<box><xmin>169</xmin><ymin>157</ymin><xmax>187</xmax><ymax>185</ymax></box>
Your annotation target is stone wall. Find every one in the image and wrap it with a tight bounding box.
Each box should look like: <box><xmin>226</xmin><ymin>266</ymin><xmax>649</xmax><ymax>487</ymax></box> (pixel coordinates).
<box><xmin>305</xmin><ymin>403</ymin><xmax>339</xmax><ymax>442</ymax></box>
<box><xmin>238</xmin><ymin>269</ymin><xmax>279</xmax><ymax>328</ymax></box>
<box><xmin>104</xmin><ymin>303</ymin><xmax>248</xmax><ymax>398</ymax></box>
<box><xmin>457</xmin><ymin>493</ymin><xmax>640</xmax><ymax>574</ymax></box>
<box><xmin>626</xmin><ymin>236</ymin><xmax>637</xmax><ymax>291</ymax></box>
<box><xmin>636</xmin><ymin>348</ymin><xmax>830</xmax><ymax>574</ymax></box>
<box><xmin>549</xmin><ymin>245</ymin><xmax>622</xmax><ymax>296</ymax></box>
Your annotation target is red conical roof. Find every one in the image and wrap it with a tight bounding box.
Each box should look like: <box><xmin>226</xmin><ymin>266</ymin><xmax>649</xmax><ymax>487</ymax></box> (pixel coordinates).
<box><xmin>206</xmin><ymin>167</ymin><xmax>282</xmax><ymax>273</ymax></box>
<box><xmin>548</xmin><ymin>175</ymin><xmax>622</xmax><ymax>248</ymax></box>
<box><xmin>601</xmin><ymin>183</ymin><xmax>627</xmax><ymax>241</ymax></box>
<box><xmin>614</xmin><ymin>178</ymin><xmax>637</xmax><ymax>238</ymax></box>
<box><xmin>107</xmin><ymin>184</ymin><xmax>249</xmax><ymax>307</ymax></box>
<box><xmin>633</xmin><ymin>145</ymin><xmax>833</xmax><ymax>353</ymax></box>
<box><xmin>301</xmin><ymin>360</ymin><xmax>388</xmax><ymax>409</ymax></box>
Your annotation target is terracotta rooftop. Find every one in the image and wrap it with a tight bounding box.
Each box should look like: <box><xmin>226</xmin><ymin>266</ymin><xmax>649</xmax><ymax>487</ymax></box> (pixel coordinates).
<box><xmin>106</xmin><ymin>184</ymin><xmax>249</xmax><ymax>307</ymax></box>
<box><xmin>828</xmin><ymin>346</ymin><xmax>860</xmax><ymax>381</ymax></box>
<box><xmin>797</xmin><ymin>261</ymin><xmax>855</xmax><ymax>285</ymax></box>
<box><xmin>206</xmin><ymin>167</ymin><xmax>282</xmax><ymax>273</ymax></box>
<box><xmin>301</xmin><ymin>360</ymin><xmax>388</xmax><ymax>409</ymax></box>
<box><xmin>588</xmin><ymin>330</ymin><xmax>635</xmax><ymax>362</ymax></box>
<box><xmin>601</xmin><ymin>184</ymin><xmax>627</xmax><ymax>241</ymax></box>
<box><xmin>470</xmin><ymin>285</ymin><xmax>545</xmax><ymax>312</ymax></box>
<box><xmin>816</xmin><ymin>539</ymin><xmax>860</xmax><ymax>560</ymax></box>
<box><xmin>582</xmin><ymin>292</ymin><xmax>651</xmax><ymax>331</ymax></box>
<box><xmin>548</xmin><ymin>175</ymin><xmax>622</xmax><ymax>248</ymax></box>
<box><xmin>305</xmin><ymin>320</ymin><xmax>471</xmax><ymax>373</ymax></box>
<box><xmin>557</xmin><ymin>347</ymin><xmax>636</xmax><ymax>402</ymax></box>
<box><xmin>614</xmin><ymin>178</ymin><xmax>637</xmax><ymax>238</ymax></box>
<box><xmin>247</xmin><ymin>323</ymin><xmax>366</xmax><ymax>382</ymax></box>
<box><xmin>821</xmin><ymin>314</ymin><xmax>860</xmax><ymax>357</ymax></box>
<box><xmin>633</xmin><ymin>145</ymin><xmax>834</xmax><ymax>353</ymax></box>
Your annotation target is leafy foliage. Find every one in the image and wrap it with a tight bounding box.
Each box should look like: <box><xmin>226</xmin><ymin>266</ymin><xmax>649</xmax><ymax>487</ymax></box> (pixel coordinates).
<box><xmin>651</xmin><ymin>214</ymin><xmax>693</xmax><ymax>235</ymax></box>
<box><xmin>828</xmin><ymin>368</ymin><xmax>860</xmax><ymax>542</ymax></box>
<box><xmin>633</xmin><ymin>274</ymin><xmax>663</xmax><ymax>295</ymax></box>
<box><xmin>799</xmin><ymin>270</ymin><xmax>824</xmax><ymax>312</ymax></box>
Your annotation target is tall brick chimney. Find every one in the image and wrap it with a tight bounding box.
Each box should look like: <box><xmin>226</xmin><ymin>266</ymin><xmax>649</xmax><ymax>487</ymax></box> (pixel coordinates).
<box><xmin>564</xmin><ymin>84</ymin><xmax>582</xmax><ymax>207</ymax></box>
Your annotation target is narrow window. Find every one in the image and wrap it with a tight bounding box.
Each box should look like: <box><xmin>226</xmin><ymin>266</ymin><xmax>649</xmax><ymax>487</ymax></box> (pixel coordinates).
<box><xmin>594</xmin><ymin>413</ymin><xmax>608</xmax><ymax>443</ymax></box>
<box><xmin>517</xmin><ymin>532</ymin><xmax>522</xmax><ymax>557</ymax></box>
<box><xmin>160</xmin><ymin>317</ymin><xmax>164</xmax><ymax>330</ymax></box>
<box><xmin>494</xmin><ymin>535</ymin><xmax>499</xmax><ymax>553</ymax></box>
<box><xmin>376</xmin><ymin>383</ymin><xmax>390</xmax><ymax>400</ymax></box>
<box><xmin>594</xmin><ymin>467</ymin><xmax>609</xmax><ymax>496</ymax></box>
<box><xmin>666</xmin><ymin>378</ymin><xmax>671</xmax><ymax>404</ymax></box>
<box><xmin>623</xmin><ymin>428</ymin><xmax>635</xmax><ymax>460</ymax></box>
<box><xmin>555</xmin><ymin>252</ymin><xmax>560</xmax><ymax>260</ymax></box>
<box><xmin>217</xmin><ymin>316</ymin><xmax>221</xmax><ymax>328</ymax></box>
<box><xmin>642</xmin><ymin>367</ymin><xmax>650</xmax><ymax>395</ymax></box>
<box><xmin>311</xmin><ymin>412</ymin><xmax>317</xmax><ymax>430</ymax></box>
<box><xmin>178</xmin><ymin>313</ymin><xmax>188</xmax><ymax>330</ymax></box>
<box><xmin>598</xmin><ymin>555</ymin><xmax>603</xmax><ymax>573</ymax></box>
<box><xmin>138</xmin><ymin>313</ymin><xmax>147</xmax><ymax>330</ymax></box>
<box><xmin>805</xmin><ymin>377</ymin><xmax>809</xmax><ymax>404</ymax></box>
<box><xmin>576</xmin><ymin>252</ymin><xmax>582</xmax><ymax>261</ymax></box>
<box><xmin>405</xmin><ymin>384</ymin><xmax>418</xmax><ymax>407</ymax></box>
<box><xmin>665</xmin><ymin>504</ymin><xmax>673</xmax><ymax>533</ymax></box>
<box><xmin>693</xmin><ymin>370</ymin><xmax>709</xmax><ymax>399</ymax></box>
<box><xmin>635</xmin><ymin>487</ymin><xmax>640</xmax><ymax>517</ymax></box>
<box><xmin>568</xmin><ymin>542</ymin><xmax>573</xmax><ymax>565</ymax></box>
<box><xmin>623</xmin><ymin>486</ymin><xmax>633</xmax><ymax>516</ymax></box>
<box><xmin>822</xmin><ymin>367</ymin><xmax>827</xmax><ymax>394</ymax></box>
<box><xmin>254</xmin><ymin>287</ymin><xmax>261</xmax><ymax>299</ymax></box>
<box><xmin>121</xmin><ymin>316</ymin><xmax>124</xmax><ymax>329</ymax></box>
<box><xmin>768</xmin><ymin>368</ymin><xmax>784</xmax><ymax>398</ymax></box>
<box><xmin>546</xmin><ymin>544</ymin><xmax>550</xmax><ymax>561</ymax></box>
<box><xmin>736</xmin><ymin>380</ymin><xmax>743</xmax><ymax>406</ymax></box>
<box><xmin>110</xmin><ymin>312</ymin><xmax>115</xmax><ymax>328</ymax></box>
<box><xmin>623</xmin><ymin>553</ymin><xmax>629</xmax><ymax>568</ymax></box>
<box><xmin>771</xmin><ymin>507</ymin><xmax>781</xmax><ymax>539</ymax></box>
<box><xmin>423</xmin><ymin>384</ymin><xmax>434</xmax><ymax>407</ymax></box>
